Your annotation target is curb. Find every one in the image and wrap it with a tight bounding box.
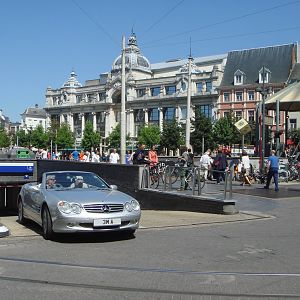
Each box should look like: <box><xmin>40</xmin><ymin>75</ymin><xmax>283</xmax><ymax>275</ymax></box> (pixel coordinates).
<box><xmin>0</xmin><ymin>223</ymin><xmax>9</xmax><ymax>238</ymax></box>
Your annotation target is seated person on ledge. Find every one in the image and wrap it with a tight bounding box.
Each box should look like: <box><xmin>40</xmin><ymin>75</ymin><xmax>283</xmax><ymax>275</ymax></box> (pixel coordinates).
<box><xmin>70</xmin><ymin>176</ymin><xmax>88</xmax><ymax>188</ymax></box>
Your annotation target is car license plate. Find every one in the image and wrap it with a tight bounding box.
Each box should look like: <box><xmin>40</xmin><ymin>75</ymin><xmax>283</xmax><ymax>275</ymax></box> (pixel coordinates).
<box><xmin>94</xmin><ymin>218</ymin><xmax>121</xmax><ymax>227</ymax></box>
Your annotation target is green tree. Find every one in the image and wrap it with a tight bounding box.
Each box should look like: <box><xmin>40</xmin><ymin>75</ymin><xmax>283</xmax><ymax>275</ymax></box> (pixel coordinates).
<box><xmin>0</xmin><ymin>128</ymin><xmax>10</xmax><ymax>147</ymax></box>
<box><xmin>190</xmin><ymin>110</ymin><xmax>214</xmax><ymax>154</ymax></box>
<box><xmin>81</xmin><ymin>121</ymin><xmax>100</xmax><ymax>150</ymax></box>
<box><xmin>106</xmin><ymin>123</ymin><xmax>131</xmax><ymax>149</ymax></box>
<box><xmin>137</xmin><ymin>124</ymin><xmax>160</xmax><ymax>148</ymax></box>
<box><xmin>160</xmin><ymin>119</ymin><xmax>184</xmax><ymax>154</ymax></box>
<box><xmin>30</xmin><ymin>125</ymin><xmax>49</xmax><ymax>148</ymax></box>
<box><xmin>212</xmin><ymin>113</ymin><xmax>241</xmax><ymax>146</ymax></box>
<box><xmin>56</xmin><ymin>123</ymin><xmax>75</xmax><ymax>149</ymax></box>
<box><xmin>12</xmin><ymin>130</ymin><xmax>27</xmax><ymax>147</ymax></box>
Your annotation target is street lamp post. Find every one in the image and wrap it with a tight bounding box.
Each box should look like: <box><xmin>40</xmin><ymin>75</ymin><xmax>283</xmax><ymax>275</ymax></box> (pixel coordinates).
<box><xmin>185</xmin><ymin>54</ymin><xmax>192</xmax><ymax>149</ymax></box>
<box><xmin>256</xmin><ymin>66</ymin><xmax>268</xmax><ymax>173</ymax></box>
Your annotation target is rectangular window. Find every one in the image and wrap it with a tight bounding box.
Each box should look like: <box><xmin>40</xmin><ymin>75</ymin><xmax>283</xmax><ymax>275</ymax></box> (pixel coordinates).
<box><xmin>248</xmin><ymin>91</ymin><xmax>254</xmax><ymax>101</ymax></box>
<box><xmin>196</xmin><ymin>82</ymin><xmax>203</xmax><ymax>93</ymax></box>
<box><xmin>136</xmin><ymin>88</ymin><xmax>146</xmax><ymax>97</ymax></box>
<box><xmin>99</xmin><ymin>92</ymin><xmax>106</xmax><ymax>101</ymax></box>
<box><xmin>198</xmin><ymin>105</ymin><xmax>212</xmax><ymax>118</ymax></box>
<box><xmin>134</xmin><ymin>109</ymin><xmax>145</xmax><ymax>122</ymax></box>
<box><xmin>76</xmin><ymin>95</ymin><xmax>82</xmax><ymax>103</ymax></box>
<box><xmin>206</xmin><ymin>81</ymin><xmax>212</xmax><ymax>92</ymax></box>
<box><xmin>223</xmin><ymin>92</ymin><xmax>230</xmax><ymax>102</ymax></box>
<box><xmin>149</xmin><ymin>108</ymin><xmax>159</xmax><ymax>122</ymax></box>
<box><xmin>248</xmin><ymin>110</ymin><xmax>255</xmax><ymax>122</ymax></box>
<box><xmin>150</xmin><ymin>87</ymin><xmax>160</xmax><ymax>97</ymax></box>
<box><xmin>235</xmin><ymin>91</ymin><xmax>243</xmax><ymax>101</ymax></box>
<box><xmin>235</xmin><ymin>75</ymin><xmax>242</xmax><ymax>84</ymax></box>
<box><xmin>163</xmin><ymin>107</ymin><xmax>175</xmax><ymax>121</ymax></box>
<box><xmin>223</xmin><ymin>111</ymin><xmax>229</xmax><ymax>118</ymax></box>
<box><xmin>165</xmin><ymin>86</ymin><xmax>176</xmax><ymax>95</ymax></box>
<box><xmin>180</xmin><ymin>107</ymin><xmax>187</xmax><ymax>120</ymax></box>
<box><xmin>235</xmin><ymin>111</ymin><xmax>242</xmax><ymax>119</ymax></box>
<box><xmin>87</xmin><ymin>94</ymin><xmax>94</xmax><ymax>102</ymax></box>
<box><xmin>290</xmin><ymin>118</ymin><xmax>297</xmax><ymax>129</ymax></box>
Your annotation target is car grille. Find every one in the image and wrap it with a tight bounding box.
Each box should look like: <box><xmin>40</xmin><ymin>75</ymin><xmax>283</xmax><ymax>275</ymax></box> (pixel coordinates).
<box><xmin>83</xmin><ymin>203</ymin><xmax>124</xmax><ymax>213</ymax></box>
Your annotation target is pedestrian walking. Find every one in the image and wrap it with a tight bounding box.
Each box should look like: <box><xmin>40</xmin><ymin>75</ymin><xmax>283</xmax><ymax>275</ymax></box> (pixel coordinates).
<box><xmin>109</xmin><ymin>149</ymin><xmax>120</xmax><ymax>164</ymax></box>
<box><xmin>199</xmin><ymin>149</ymin><xmax>212</xmax><ymax>180</ymax></box>
<box><xmin>264</xmin><ymin>150</ymin><xmax>279</xmax><ymax>191</ymax></box>
<box><xmin>213</xmin><ymin>147</ymin><xmax>228</xmax><ymax>184</ymax></box>
<box><xmin>240</xmin><ymin>150</ymin><xmax>251</xmax><ymax>186</ymax></box>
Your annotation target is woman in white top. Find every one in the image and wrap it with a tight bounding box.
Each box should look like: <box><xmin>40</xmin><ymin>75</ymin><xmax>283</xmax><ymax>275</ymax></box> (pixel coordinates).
<box><xmin>241</xmin><ymin>150</ymin><xmax>251</xmax><ymax>185</ymax></box>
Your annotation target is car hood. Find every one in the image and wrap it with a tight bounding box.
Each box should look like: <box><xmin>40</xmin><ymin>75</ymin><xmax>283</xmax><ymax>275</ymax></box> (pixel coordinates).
<box><xmin>47</xmin><ymin>189</ymin><xmax>133</xmax><ymax>204</ymax></box>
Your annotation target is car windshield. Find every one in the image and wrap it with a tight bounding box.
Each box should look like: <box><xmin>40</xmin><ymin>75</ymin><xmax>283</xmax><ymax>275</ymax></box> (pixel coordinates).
<box><xmin>45</xmin><ymin>172</ymin><xmax>110</xmax><ymax>190</ymax></box>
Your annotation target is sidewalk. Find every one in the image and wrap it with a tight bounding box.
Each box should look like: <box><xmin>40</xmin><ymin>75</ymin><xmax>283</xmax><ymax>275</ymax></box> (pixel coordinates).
<box><xmin>0</xmin><ymin>210</ymin><xmax>273</xmax><ymax>238</ymax></box>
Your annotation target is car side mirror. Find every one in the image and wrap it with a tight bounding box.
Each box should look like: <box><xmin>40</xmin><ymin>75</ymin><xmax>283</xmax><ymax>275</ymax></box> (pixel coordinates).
<box><xmin>110</xmin><ymin>184</ymin><xmax>118</xmax><ymax>190</ymax></box>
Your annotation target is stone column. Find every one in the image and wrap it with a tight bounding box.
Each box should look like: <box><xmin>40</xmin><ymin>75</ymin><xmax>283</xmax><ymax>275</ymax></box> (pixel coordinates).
<box><xmin>143</xmin><ymin>108</ymin><xmax>148</xmax><ymax>125</ymax></box>
<box><xmin>126</xmin><ymin>109</ymin><xmax>134</xmax><ymax>136</ymax></box>
<box><xmin>104</xmin><ymin>110</ymin><xmax>111</xmax><ymax>137</ymax></box>
<box><xmin>158</xmin><ymin>107</ymin><xmax>164</xmax><ymax>131</ymax></box>
<box><xmin>81</xmin><ymin>113</ymin><xmax>85</xmax><ymax>138</ymax></box>
<box><xmin>69</xmin><ymin>113</ymin><xmax>74</xmax><ymax>132</ymax></box>
<box><xmin>92</xmin><ymin>112</ymin><xmax>97</xmax><ymax>131</ymax></box>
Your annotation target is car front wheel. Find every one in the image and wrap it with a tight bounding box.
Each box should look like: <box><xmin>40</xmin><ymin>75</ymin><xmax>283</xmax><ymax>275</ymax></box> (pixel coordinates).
<box><xmin>42</xmin><ymin>206</ymin><xmax>54</xmax><ymax>240</ymax></box>
<box><xmin>18</xmin><ymin>200</ymin><xmax>27</xmax><ymax>225</ymax></box>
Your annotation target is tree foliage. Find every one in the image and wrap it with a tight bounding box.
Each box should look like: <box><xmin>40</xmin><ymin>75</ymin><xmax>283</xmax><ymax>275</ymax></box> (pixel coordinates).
<box><xmin>212</xmin><ymin>113</ymin><xmax>241</xmax><ymax>146</ymax></box>
<box><xmin>81</xmin><ymin>121</ymin><xmax>100</xmax><ymax>150</ymax></box>
<box><xmin>30</xmin><ymin>125</ymin><xmax>48</xmax><ymax>149</ymax></box>
<box><xmin>190</xmin><ymin>110</ymin><xmax>214</xmax><ymax>154</ymax></box>
<box><xmin>137</xmin><ymin>124</ymin><xmax>160</xmax><ymax>148</ymax></box>
<box><xmin>56</xmin><ymin>123</ymin><xmax>75</xmax><ymax>149</ymax></box>
<box><xmin>14</xmin><ymin>130</ymin><xmax>27</xmax><ymax>147</ymax></box>
<box><xmin>106</xmin><ymin>123</ymin><xmax>130</xmax><ymax>149</ymax></box>
<box><xmin>160</xmin><ymin>119</ymin><xmax>184</xmax><ymax>153</ymax></box>
<box><xmin>0</xmin><ymin>128</ymin><xmax>10</xmax><ymax>147</ymax></box>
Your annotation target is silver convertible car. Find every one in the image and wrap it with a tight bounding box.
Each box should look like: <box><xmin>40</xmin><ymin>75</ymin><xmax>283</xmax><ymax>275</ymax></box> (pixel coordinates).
<box><xmin>18</xmin><ymin>171</ymin><xmax>141</xmax><ymax>240</ymax></box>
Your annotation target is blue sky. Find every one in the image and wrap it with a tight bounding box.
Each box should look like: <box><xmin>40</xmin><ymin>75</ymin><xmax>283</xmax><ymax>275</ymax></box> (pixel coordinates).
<box><xmin>1</xmin><ymin>0</ymin><xmax>300</xmax><ymax>122</ymax></box>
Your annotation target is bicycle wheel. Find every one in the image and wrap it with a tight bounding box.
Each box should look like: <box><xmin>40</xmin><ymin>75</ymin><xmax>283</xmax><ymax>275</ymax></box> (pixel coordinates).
<box><xmin>150</xmin><ymin>174</ymin><xmax>159</xmax><ymax>188</ymax></box>
<box><xmin>170</xmin><ymin>167</ymin><xmax>179</xmax><ymax>184</ymax></box>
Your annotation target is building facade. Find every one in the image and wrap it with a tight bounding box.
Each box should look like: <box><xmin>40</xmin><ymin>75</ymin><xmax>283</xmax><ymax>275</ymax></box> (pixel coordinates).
<box><xmin>44</xmin><ymin>33</ymin><xmax>227</xmax><ymax>148</ymax></box>
<box><xmin>217</xmin><ymin>43</ymin><xmax>298</xmax><ymax>145</ymax></box>
<box><xmin>20</xmin><ymin>104</ymin><xmax>48</xmax><ymax>133</ymax></box>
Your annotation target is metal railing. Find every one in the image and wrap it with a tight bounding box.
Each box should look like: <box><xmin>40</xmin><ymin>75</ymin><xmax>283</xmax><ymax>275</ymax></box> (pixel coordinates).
<box><xmin>141</xmin><ymin>164</ymin><xmax>233</xmax><ymax>200</ymax></box>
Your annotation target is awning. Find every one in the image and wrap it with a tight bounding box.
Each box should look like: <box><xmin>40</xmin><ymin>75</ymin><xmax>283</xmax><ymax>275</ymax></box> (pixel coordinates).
<box><xmin>265</xmin><ymin>81</ymin><xmax>300</xmax><ymax>111</ymax></box>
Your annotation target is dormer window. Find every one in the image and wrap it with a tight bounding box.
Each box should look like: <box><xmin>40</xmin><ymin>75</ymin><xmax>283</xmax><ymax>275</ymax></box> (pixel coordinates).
<box><xmin>259</xmin><ymin>67</ymin><xmax>271</xmax><ymax>83</ymax></box>
<box><xmin>234</xmin><ymin>69</ymin><xmax>246</xmax><ymax>85</ymax></box>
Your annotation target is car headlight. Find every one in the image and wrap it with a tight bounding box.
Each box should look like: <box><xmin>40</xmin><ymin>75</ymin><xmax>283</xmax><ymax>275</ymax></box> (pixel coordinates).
<box><xmin>57</xmin><ymin>201</ymin><xmax>82</xmax><ymax>214</ymax></box>
<box><xmin>125</xmin><ymin>199</ymin><xmax>140</xmax><ymax>212</ymax></box>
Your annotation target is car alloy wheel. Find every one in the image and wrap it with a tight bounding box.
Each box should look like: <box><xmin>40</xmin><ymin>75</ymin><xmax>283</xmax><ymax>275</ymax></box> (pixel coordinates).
<box><xmin>18</xmin><ymin>200</ymin><xmax>26</xmax><ymax>225</ymax></box>
<box><xmin>42</xmin><ymin>206</ymin><xmax>54</xmax><ymax>240</ymax></box>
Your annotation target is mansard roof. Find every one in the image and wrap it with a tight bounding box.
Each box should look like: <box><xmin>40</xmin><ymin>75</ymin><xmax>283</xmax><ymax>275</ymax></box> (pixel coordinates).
<box><xmin>21</xmin><ymin>106</ymin><xmax>47</xmax><ymax>118</ymax></box>
<box><xmin>220</xmin><ymin>43</ymin><xmax>295</xmax><ymax>87</ymax></box>
<box><xmin>151</xmin><ymin>54</ymin><xmax>227</xmax><ymax>71</ymax></box>
<box><xmin>288</xmin><ymin>63</ymin><xmax>300</xmax><ymax>83</ymax></box>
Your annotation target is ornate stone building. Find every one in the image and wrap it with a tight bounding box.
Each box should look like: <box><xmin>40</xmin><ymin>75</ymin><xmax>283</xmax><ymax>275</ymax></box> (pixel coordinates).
<box><xmin>44</xmin><ymin>33</ymin><xmax>227</xmax><ymax>148</ymax></box>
